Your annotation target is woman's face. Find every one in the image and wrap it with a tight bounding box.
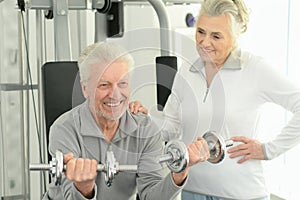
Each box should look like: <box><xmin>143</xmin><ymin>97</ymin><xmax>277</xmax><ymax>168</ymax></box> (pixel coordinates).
<box><xmin>195</xmin><ymin>13</ymin><xmax>235</xmax><ymax>68</ymax></box>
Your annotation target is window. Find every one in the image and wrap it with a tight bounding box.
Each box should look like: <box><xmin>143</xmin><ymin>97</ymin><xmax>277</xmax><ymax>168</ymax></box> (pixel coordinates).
<box><xmin>240</xmin><ymin>1</ymin><xmax>300</xmax><ymax>199</ymax></box>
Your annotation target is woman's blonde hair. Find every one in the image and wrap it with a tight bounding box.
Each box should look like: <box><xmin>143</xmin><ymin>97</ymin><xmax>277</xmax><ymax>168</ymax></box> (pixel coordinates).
<box><xmin>199</xmin><ymin>0</ymin><xmax>249</xmax><ymax>38</ymax></box>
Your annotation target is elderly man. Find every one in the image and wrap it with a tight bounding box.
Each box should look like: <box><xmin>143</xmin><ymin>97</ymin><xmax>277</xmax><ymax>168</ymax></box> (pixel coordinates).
<box><xmin>44</xmin><ymin>42</ymin><xmax>209</xmax><ymax>200</ymax></box>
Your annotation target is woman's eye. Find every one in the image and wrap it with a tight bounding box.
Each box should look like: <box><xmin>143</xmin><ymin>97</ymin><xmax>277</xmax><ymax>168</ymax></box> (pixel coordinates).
<box><xmin>213</xmin><ymin>34</ymin><xmax>221</xmax><ymax>40</ymax></box>
<box><xmin>198</xmin><ymin>29</ymin><xmax>205</xmax><ymax>34</ymax></box>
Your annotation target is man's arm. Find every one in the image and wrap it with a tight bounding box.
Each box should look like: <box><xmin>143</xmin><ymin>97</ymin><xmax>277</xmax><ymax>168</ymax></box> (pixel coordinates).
<box><xmin>172</xmin><ymin>137</ymin><xmax>210</xmax><ymax>186</ymax></box>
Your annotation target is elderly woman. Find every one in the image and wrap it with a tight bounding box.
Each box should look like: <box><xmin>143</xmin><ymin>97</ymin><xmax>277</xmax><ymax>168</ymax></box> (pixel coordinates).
<box><xmin>160</xmin><ymin>0</ymin><xmax>300</xmax><ymax>199</ymax></box>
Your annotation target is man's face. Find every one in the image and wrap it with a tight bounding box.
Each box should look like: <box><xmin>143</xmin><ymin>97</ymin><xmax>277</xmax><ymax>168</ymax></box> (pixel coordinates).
<box><xmin>83</xmin><ymin>60</ymin><xmax>130</xmax><ymax>121</ymax></box>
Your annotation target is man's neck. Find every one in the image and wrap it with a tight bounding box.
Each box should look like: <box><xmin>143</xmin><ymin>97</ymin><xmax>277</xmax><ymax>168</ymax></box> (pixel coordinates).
<box><xmin>97</xmin><ymin>117</ymin><xmax>119</xmax><ymax>142</ymax></box>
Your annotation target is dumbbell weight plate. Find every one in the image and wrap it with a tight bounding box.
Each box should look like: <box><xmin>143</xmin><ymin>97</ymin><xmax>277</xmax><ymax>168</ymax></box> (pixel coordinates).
<box><xmin>164</xmin><ymin>140</ymin><xmax>189</xmax><ymax>173</ymax></box>
<box><xmin>54</xmin><ymin>150</ymin><xmax>64</xmax><ymax>185</ymax></box>
<box><xmin>203</xmin><ymin>131</ymin><xmax>226</xmax><ymax>164</ymax></box>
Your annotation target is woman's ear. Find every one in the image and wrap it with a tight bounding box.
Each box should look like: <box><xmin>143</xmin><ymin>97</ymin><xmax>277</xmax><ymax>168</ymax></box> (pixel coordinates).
<box><xmin>80</xmin><ymin>81</ymin><xmax>89</xmax><ymax>99</ymax></box>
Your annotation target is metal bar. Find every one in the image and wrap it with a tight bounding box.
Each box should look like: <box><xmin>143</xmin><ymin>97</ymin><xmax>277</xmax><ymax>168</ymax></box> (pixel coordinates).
<box><xmin>36</xmin><ymin>9</ymin><xmax>46</xmax><ymax>196</ymax></box>
<box><xmin>0</xmin><ymin>84</ymin><xmax>38</xmax><ymax>91</ymax></box>
<box><xmin>27</xmin><ymin>0</ymin><xmax>200</xmax><ymax>9</ymax></box>
<box><xmin>30</xmin><ymin>164</ymin><xmax>51</xmax><ymax>171</ymax></box>
<box><xmin>1</xmin><ymin>194</ymin><xmax>29</xmax><ymax>200</ymax></box>
<box><xmin>30</xmin><ymin>163</ymin><xmax>137</xmax><ymax>172</ymax></box>
<box><xmin>53</xmin><ymin>0</ymin><xmax>72</xmax><ymax>60</ymax></box>
<box><xmin>95</xmin><ymin>12</ymin><xmax>107</xmax><ymax>42</ymax></box>
<box><xmin>25</xmin><ymin>10</ymin><xmax>31</xmax><ymax>200</ymax></box>
<box><xmin>117</xmin><ymin>165</ymin><xmax>138</xmax><ymax>172</ymax></box>
<box><xmin>158</xmin><ymin>154</ymin><xmax>173</xmax><ymax>163</ymax></box>
<box><xmin>28</xmin><ymin>0</ymin><xmax>87</xmax><ymax>10</ymax></box>
<box><xmin>147</xmin><ymin>0</ymin><xmax>171</xmax><ymax>56</ymax></box>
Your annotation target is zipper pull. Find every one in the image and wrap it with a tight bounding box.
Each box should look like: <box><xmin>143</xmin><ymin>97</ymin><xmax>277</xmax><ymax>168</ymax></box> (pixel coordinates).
<box><xmin>203</xmin><ymin>87</ymin><xmax>209</xmax><ymax>102</ymax></box>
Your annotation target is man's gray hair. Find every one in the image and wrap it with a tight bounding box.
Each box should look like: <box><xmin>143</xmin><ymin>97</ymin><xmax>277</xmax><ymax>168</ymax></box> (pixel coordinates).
<box><xmin>199</xmin><ymin>0</ymin><xmax>249</xmax><ymax>39</ymax></box>
<box><xmin>78</xmin><ymin>42</ymin><xmax>134</xmax><ymax>85</ymax></box>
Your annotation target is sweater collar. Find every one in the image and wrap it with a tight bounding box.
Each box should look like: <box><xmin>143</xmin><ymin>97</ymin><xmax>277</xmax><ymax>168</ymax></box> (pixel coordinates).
<box><xmin>79</xmin><ymin>101</ymin><xmax>137</xmax><ymax>140</ymax></box>
<box><xmin>190</xmin><ymin>48</ymin><xmax>242</xmax><ymax>73</ymax></box>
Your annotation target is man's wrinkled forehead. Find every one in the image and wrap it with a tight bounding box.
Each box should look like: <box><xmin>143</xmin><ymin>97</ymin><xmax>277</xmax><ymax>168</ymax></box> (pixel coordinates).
<box><xmin>89</xmin><ymin>61</ymin><xmax>129</xmax><ymax>82</ymax></box>
<box><xmin>87</xmin><ymin>62</ymin><xmax>107</xmax><ymax>81</ymax></box>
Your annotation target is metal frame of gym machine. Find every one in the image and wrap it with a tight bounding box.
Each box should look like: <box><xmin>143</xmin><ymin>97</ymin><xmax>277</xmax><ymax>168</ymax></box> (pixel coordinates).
<box><xmin>0</xmin><ymin>0</ymin><xmax>199</xmax><ymax>199</ymax></box>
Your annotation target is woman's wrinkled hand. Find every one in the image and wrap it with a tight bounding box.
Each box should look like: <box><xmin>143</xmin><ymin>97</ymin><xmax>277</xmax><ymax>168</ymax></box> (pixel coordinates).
<box><xmin>129</xmin><ymin>101</ymin><xmax>148</xmax><ymax>115</ymax></box>
<box><xmin>227</xmin><ymin>136</ymin><xmax>265</xmax><ymax>164</ymax></box>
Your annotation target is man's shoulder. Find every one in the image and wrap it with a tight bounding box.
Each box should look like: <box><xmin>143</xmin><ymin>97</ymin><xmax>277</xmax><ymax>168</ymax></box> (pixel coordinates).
<box><xmin>124</xmin><ymin>110</ymin><xmax>160</xmax><ymax>134</ymax></box>
<box><xmin>51</xmin><ymin>103</ymin><xmax>82</xmax><ymax>128</ymax></box>
<box><xmin>129</xmin><ymin>111</ymin><xmax>152</xmax><ymax>126</ymax></box>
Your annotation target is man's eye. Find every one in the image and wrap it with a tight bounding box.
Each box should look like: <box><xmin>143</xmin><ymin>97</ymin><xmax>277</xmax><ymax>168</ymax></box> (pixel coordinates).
<box><xmin>99</xmin><ymin>83</ymin><xmax>109</xmax><ymax>88</ymax></box>
<box><xmin>118</xmin><ymin>82</ymin><xmax>128</xmax><ymax>88</ymax></box>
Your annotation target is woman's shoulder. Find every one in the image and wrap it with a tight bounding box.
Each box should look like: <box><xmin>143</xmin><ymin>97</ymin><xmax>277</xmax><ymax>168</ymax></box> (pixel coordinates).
<box><xmin>240</xmin><ymin>49</ymin><xmax>267</xmax><ymax>70</ymax></box>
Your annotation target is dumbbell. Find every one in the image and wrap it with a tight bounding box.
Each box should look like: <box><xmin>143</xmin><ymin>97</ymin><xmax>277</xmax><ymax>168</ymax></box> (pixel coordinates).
<box><xmin>30</xmin><ymin>131</ymin><xmax>232</xmax><ymax>185</ymax></box>
<box><xmin>158</xmin><ymin>131</ymin><xmax>233</xmax><ymax>173</ymax></box>
<box><xmin>30</xmin><ymin>150</ymin><xmax>137</xmax><ymax>187</ymax></box>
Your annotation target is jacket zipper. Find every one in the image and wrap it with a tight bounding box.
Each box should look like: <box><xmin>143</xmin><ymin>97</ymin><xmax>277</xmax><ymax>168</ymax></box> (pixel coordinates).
<box><xmin>203</xmin><ymin>87</ymin><xmax>209</xmax><ymax>103</ymax></box>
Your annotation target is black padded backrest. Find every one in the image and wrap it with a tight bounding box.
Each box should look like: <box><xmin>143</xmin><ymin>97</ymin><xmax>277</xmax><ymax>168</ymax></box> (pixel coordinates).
<box><xmin>42</xmin><ymin>61</ymin><xmax>85</xmax><ymax>154</ymax></box>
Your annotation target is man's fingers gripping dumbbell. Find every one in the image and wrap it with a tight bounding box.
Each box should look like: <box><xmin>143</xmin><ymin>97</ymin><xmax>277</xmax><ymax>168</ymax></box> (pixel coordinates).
<box><xmin>187</xmin><ymin>137</ymin><xmax>210</xmax><ymax>166</ymax></box>
<box><xmin>64</xmin><ymin>154</ymin><xmax>98</xmax><ymax>182</ymax></box>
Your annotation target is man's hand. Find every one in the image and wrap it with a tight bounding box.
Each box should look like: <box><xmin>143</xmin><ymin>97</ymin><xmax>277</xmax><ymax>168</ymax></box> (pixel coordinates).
<box><xmin>129</xmin><ymin>101</ymin><xmax>148</xmax><ymax>115</ymax></box>
<box><xmin>187</xmin><ymin>137</ymin><xmax>210</xmax><ymax>166</ymax></box>
<box><xmin>64</xmin><ymin>153</ymin><xmax>98</xmax><ymax>198</ymax></box>
<box><xmin>227</xmin><ymin>136</ymin><xmax>265</xmax><ymax>164</ymax></box>
<box><xmin>171</xmin><ymin>137</ymin><xmax>210</xmax><ymax>186</ymax></box>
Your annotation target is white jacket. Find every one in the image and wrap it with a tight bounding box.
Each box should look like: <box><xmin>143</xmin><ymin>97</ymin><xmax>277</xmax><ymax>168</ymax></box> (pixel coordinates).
<box><xmin>161</xmin><ymin>48</ymin><xmax>300</xmax><ymax>199</ymax></box>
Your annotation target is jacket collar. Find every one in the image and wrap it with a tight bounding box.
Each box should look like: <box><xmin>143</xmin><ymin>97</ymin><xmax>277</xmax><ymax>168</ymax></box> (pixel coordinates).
<box><xmin>190</xmin><ymin>48</ymin><xmax>242</xmax><ymax>73</ymax></box>
<box><xmin>79</xmin><ymin>101</ymin><xmax>137</xmax><ymax>141</ymax></box>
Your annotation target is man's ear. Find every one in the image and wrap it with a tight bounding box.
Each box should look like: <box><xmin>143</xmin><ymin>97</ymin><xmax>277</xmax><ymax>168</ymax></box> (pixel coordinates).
<box><xmin>80</xmin><ymin>81</ymin><xmax>89</xmax><ymax>99</ymax></box>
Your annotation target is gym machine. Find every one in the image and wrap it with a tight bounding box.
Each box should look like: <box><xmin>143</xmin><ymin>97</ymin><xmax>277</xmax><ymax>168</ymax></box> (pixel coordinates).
<box><xmin>30</xmin><ymin>131</ymin><xmax>233</xmax><ymax>186</ymax></box>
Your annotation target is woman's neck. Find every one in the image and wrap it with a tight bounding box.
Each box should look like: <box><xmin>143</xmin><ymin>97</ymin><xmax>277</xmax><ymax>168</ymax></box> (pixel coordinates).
<box><xmin>204</xmin><ymin>62</ymin><xmax>220</xmax><ymax>87</ymax></box>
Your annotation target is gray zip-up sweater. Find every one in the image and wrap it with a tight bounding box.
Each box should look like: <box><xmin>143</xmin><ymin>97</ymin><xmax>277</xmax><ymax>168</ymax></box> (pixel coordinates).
<box><xmin>44</xmin><ymin>101</ymin><xmax>184</xmax><ymax>200</ymax></box>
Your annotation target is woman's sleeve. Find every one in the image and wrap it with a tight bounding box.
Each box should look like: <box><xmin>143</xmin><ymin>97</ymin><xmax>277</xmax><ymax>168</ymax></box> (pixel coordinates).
<box><xmin>256</xmin><ymin>60</ymin><xmax>300</xmax><ymax>160</ymax></box>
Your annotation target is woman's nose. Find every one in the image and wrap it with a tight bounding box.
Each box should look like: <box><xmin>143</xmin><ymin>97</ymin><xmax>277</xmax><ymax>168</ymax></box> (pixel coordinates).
<box><xmin>200</xmin><ymin>36</ymin><xmax>211</xmax><ymax>47</ymax></box>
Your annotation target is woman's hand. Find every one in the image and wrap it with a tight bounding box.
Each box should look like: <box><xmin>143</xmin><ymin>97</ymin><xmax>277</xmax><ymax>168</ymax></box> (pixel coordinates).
<box><xmin>227</xmin><ymin>136</ymin><xmax>265</xmax><ymax>164</ymax></box>
<box><xmin>129</xmin><ymin>101</ymin><xmax>148</xmax><ymax>115</ymax></box>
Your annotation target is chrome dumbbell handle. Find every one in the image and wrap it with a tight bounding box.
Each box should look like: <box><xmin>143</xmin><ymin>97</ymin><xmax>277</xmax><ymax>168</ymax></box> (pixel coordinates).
<box><xmin>30</xmin><ymin>150</ymin><xmax>137</xmax><ymax>187</ymax></box>
<box><xmin>225</xmin><ymin>139</ymin><xmax>234</xmax><ymax>148</ymax></box>
<box><xmin>117</xmin><ymin>165</ymin><xmax>138</xmax><ymax>171</ymax></box>
<box><xmin>29</xmin><ymin>164</ymin><xmax>138</xmax><ymax>172</ymax></box>
<box><xmin>159</xmin><ymin>131</ymin><xmax>232</xmax><ymax>172</ymax></box>
<box><xmin>30</xmin><ymin>164</ymin><xmax>53</xmax><ymax>170</ymax></box>
<box><xmin>158</xmin><ymin>154</ymin><xmax>173</xmax><ymax>163</ymax></box>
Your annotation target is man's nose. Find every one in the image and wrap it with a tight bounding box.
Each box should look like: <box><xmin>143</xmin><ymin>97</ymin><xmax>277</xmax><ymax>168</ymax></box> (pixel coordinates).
<box><xmin>108</xmin><ymin>84</ymin><xmax>122</xmax><ymax>98</ymax></box>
